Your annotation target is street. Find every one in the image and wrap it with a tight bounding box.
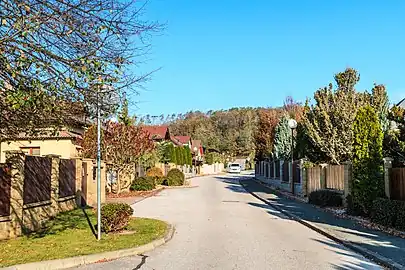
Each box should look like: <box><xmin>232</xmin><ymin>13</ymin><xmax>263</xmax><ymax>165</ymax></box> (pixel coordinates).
<box><xmin>74</xmin><ymin>174</ymin><xmax>381</xmax><ymax>270</ymax></box>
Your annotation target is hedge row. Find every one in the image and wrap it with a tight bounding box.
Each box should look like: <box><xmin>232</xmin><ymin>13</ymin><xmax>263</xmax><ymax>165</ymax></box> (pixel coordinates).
<box><xmin>130</xmin><ymin>168</ymin><xmax>185</xmax><ymax>191</ymax></box>
<box><xmin>371</xmin><ymin>198</ymin><xmax>405</xmax><ymax>231</ymax></box>
<box><xmin>308</xmin><ymin>189</ymin><xmax>343</xmax><ymax>207</ymax></box>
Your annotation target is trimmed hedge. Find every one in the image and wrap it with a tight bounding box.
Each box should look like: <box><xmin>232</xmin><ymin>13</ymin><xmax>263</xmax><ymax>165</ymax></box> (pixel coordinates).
<box><xmin>166</xmin><ymin>168</ymin><xmax>185</xmax><ymax>186</ymax></box>
<box><xmin>308</xmin><ymin>189</ymin><xmax>343</xmax><ymax>207</ymax></box>
<box><xmin>130</xmin><ymin>176</ymin><xmax>156</xmax><ymax>191</ymax></box>
<box><xmin>371</xmin><ymin>198</ymin><xmax>405</xmax><ymax>230</ymax></box>
<box><xmin>101</xmin><ymin>203</ymin><xmax>134</xmax><ymax>233</ymax></box>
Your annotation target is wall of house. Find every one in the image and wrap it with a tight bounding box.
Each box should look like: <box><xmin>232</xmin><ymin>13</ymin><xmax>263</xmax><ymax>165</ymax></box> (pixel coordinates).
<box><xmin>0</xmin><ymin>139</ymin><xmax>76</xmax><ymax>162</ymax></box>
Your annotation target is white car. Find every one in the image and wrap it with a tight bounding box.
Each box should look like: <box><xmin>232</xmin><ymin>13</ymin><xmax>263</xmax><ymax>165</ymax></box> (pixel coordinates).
<box><xmin>228</xmin><ymin>163</ymin><xmax>241</xmax><ymax>174</ymax></box>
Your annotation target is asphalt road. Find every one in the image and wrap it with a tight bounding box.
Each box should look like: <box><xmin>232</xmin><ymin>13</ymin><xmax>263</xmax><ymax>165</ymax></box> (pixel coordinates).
<box><xmin>73</xmin><ymin>174</ymin><xmax>381</xmax><ymax>270</ymax></box>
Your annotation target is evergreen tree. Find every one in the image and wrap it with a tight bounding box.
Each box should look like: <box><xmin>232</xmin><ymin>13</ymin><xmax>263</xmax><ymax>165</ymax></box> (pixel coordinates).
<box><xmin>273</xmin><ymin>115</ymin><xmax>293</xmax><ymax>159</ymax></box>
<box><xmin>351</xmin><ymin>105</ymin><xmax>384</xmax><ymax>215</ymax></box>
<box><xmin>118</xmin><ymin>97</ymin><xmax>134</xmax><ymax>126</ymax></box>
<box><xmin>302</xmin><ymin>68</ymin><xmax>364</xmax><ymax>164</ymax></box>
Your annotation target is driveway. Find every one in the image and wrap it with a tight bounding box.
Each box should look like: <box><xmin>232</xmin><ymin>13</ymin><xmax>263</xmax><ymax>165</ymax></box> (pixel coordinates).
<box><xmin>73</xmin><ymin>174</ymin><xmax>381</xmax><ymax>270</ymax></box>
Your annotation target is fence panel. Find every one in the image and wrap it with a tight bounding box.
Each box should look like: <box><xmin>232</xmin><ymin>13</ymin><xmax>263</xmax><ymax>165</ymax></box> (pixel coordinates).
<box><xmin>307</xmin><ymin>166</ymin><xmax>321</xmax><ymax>194</ymax></box>
<box><xmin>59</xmin><ymin>159</ymin><xmax>76</xmax><ymax>198</ymax></box>
<box><xmin>293</xmin><ymin>161</ymin><xmax>301</xmax><ymax>183</ymax></box>
<box><xmin>0</xmin><ymin>164</ymin><xmax>11</xmax><ymax>217</ymax></box>
<box><xmin>270</xmin><ymin>162</ymin><xmax>274</xmax><ymax>178</ymax></box>
<box><xmin>282</xmin><ymin>162</ymin><xmax>289</xmax><ymax>182</ymax></box>
<box><xmin>326</xmin><ymin>165</ymin><xmax>345</xmax><ymax>191</ymax></box>
<box><xmin>23</xmin><ymin>156</ymin><xmax>52</xmax><ymax>205</ymax></box>
<box><xmin>275</xmin><ymin>160</ymin><xmax>280</xmax><ymax>178</ymax></box>
<box><xmin>390</xmin><ymin>168</ymin><xmax>405</xmax><ymax>201</ymax></box>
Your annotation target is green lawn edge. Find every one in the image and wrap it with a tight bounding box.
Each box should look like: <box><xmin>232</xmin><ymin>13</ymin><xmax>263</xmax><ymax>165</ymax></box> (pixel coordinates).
<box><xmin>0</xmin><ymin>208</ymin><xmax>168</xmax><ymax>267</ymax></box>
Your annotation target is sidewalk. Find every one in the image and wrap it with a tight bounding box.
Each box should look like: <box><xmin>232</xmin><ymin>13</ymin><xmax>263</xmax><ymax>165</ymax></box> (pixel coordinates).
<box><xmin>241</xmin><ymin>178</ymin><xmax>405</xmax><ymax>270</ymax></box>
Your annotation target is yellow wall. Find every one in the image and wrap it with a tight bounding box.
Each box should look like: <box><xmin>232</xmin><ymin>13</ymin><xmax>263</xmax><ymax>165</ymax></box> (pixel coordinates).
<box><xmin>0</xmin><ymin>139</ymin><xmax>78</xmax><ymax>162</ymax></box>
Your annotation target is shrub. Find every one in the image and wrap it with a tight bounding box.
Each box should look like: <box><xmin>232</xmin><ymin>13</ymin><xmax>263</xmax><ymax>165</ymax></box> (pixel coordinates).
<box><xmin>146</xmin><ymin>167</ymin><xmax>164</xmax><ymax>185</ymax></box>
<box><xmin>371</xmin><ymin>198</ymin><xmax>405</xmax><ymax>230</ymax></box>
<box><xmin>395</xmin><ymin>201</ymin><xmax>405</xmax><ymax>231</ymax></box>
<box><xmin>308</xmin><ymin>189</ymin><xmax>343</xmax><ymax>207</ymax></box>
<box><xmin>370</xmin><ymin>198</ymin><xmax>398</xmax><ymax>227</ymax></box>
<box><xmin>166</xmin><ymin>168</ymin><xmax>185</xmax><ymax>186</ymax></box>
<box><xmin>130</xmin><ymin>176</ymin><xmax>156</xmax><ymax>191</ymax></box>
<box><xmin>101</xmin><ymin>203</ymin><xmax>134</xmax><ymax>233</ymax></box>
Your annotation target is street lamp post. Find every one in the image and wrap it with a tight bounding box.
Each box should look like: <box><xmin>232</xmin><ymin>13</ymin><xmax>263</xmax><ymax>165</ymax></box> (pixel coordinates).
<box><xmin>193</xmin><ymin>146</ymin><xmax>198</xmax><ymax>176</ymax></box>
<box><xmin>288</xmin><ymin>119</ymin><xmax>297</xmax><ymax>195</ymax></box>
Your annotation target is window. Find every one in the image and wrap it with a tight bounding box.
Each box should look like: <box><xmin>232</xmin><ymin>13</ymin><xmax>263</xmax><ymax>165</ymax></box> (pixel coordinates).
<box><xmin>20</xmin><ymin>147</ymin><xmax>40</xmax><ymax>156</ymax></box>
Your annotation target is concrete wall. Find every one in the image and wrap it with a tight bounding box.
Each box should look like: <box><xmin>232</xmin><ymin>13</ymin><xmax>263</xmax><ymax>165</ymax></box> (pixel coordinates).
<box><xmin>0</xmin><ymin>139</ymin><xmax>78</xmax><ymax>163</ymax></box>
<box><xmin>200</xmin><ymin>163</ymin><xmax>224</xmax><ymax>175</ymax></box>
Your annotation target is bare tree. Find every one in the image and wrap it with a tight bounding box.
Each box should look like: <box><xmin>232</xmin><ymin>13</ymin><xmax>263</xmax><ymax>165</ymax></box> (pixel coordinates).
<box><xmin>0</xmin><ymin>0</ymin><xmax>162</xmax><ymax>138</ymax></box>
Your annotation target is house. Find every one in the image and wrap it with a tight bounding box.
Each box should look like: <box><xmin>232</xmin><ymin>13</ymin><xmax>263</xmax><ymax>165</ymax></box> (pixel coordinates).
<box><xmin>191</xmin><ymin>139</ymin><xmax>204</xmax><ymax>164</ymax></box>
<box><xmin>174</xmin><ymin>136</ymin><xmax>192</xmax><ymax>148</ymax></box>
<box><xmin>0</xmin><ymin>127</ymin><xmax>85</xmax><ymax>163</ymax></box>
<box><xmin>141</xmin><ymin>125</ymin><xmax>171</xmax><ymax>142</ymax></box>
<box><xmin>0</xmin><ymin>102</ymin><xmax>91</xmax><ymax>163</ymax></box>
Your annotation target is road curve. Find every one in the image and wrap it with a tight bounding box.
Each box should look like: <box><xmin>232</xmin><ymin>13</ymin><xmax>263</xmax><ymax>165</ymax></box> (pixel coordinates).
<box><xmin>73</xmin><ymin>174</ymin><xmax>381</xmax><ymax>270</ymax></box>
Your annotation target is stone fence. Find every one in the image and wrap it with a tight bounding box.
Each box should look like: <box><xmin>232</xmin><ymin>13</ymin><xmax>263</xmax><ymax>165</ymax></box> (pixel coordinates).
<box><xmin>0</xmin><ymin>152</ymin><xmax>105</xmax><ymax>240</ymax></box>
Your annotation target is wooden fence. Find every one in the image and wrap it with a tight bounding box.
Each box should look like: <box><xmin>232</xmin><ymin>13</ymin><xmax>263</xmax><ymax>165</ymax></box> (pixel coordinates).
<box><xmin>390</xmin><ymin>168</ymin><xmax>405</xmax><ymax>201</ymax></box>
<box><xmin>307</xmin><ymin>166</ymin><xmax>322</xmax><ymax>194</ymax></box>
<box><xmin>282</xmin><ymin>162</ymin><xmax>289</xmax><ymax>182</ymax></box>
<box><xmin>59</xmin><ymin>159</ymin><xmax>76</xmax><ymax>198</ymax></box>
<box><xmin>293</xmin><ymin>160</ymin><xmax>301</xmax><ymax>183</ymax></box>
<box><xmin>0</xmin><ymin>164</ymin><xmax>11</xmax><ymax>217</ymax></box>
<box><xmin>306</xmin><ymin>164</ymin><xmax>345</xmax><ymax>194</ymax></box>
<box><xmin>275</xmin><ymin>160</ymin><xmax>280</xmax><ymax>178</ymax></box>
<box><xmin>23</xmin><ymin>156</ymin><xmax>52</xmax><ymax>205</ymax></box>
<box><xmin>326</xmin><ymin>165</ymin><xmax>345</xmax><ymax>190</ymax></box>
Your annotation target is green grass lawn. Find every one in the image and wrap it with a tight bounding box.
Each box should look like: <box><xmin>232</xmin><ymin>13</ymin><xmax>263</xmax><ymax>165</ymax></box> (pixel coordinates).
<box><xmin>0</xmin><ymin>208</ymin><xmax>168</xmax><ymax>267</ymax></box>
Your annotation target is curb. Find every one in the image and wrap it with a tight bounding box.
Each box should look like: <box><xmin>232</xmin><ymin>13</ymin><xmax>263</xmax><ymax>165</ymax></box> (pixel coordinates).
<box><xmin>3</xmin><ymin>223</ymin><xmax>176</xmax><ymax>270</ymax></box>
<box><xmin>240</xmin><ymin>179</ymin><xmax>405</xmax><ymax>270</ymax></box>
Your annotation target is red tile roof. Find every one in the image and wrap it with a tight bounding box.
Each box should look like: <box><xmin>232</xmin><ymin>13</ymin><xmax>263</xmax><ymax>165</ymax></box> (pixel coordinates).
<box><xmin>170</xmin><ymin>136</ymin><xmax>183</xmax><ymax>146</ymax></box>
<box><xmin>5</xmin><ymin>130</ymin><xmax>82</xmax><ymax>140</ymax></box>
<box><xmin>174</xmin><ymin>136</ymin><xmax>191</xmax><ymax>145</ymax></box>
<box><xmin>141</xmin><ymin>125</ymin><xmax>169</xmax><ymax>140</ymax></box>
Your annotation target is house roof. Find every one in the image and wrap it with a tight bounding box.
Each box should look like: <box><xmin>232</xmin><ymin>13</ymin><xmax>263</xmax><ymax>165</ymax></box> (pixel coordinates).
<box><xmin>170</xmin><ymin>136</ymin><xmax>183</xmax><ymax>146</ymax></box>
<box><xmin>191</xmin><ymin>140</ymin><xmax>204</xmax><ymax>155</ymax></box>
<box><xmin>191</xmin><ymin>139</ymin><xmax>202</xmax><ymax>150</ymax></box>
<box><xmin>141</xmin><ymin>125</ymin><xmax>169</xmax><ymax>140</ymax></box>
<box><xmin>3</xmin><ymin>130</ymin><xmax>83</xmax><ymax>141</ymax></box>
<box><xmin>398</xmin><ymin>98</ymin><xmax>405</xmax><ymax>109</ymax></box>
<box><xmin>174</xmin><ymin>136</ymin><xmax>191</xmax><ymax>145</ymax></box>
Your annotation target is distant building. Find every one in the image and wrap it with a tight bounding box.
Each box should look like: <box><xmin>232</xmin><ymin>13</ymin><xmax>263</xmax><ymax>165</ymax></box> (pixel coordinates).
<box><xmin>174</xmin><ymin>136</ymin><xmax>192</xmax><ymax>148</ymax></box>
<box><xmin>141</xmin><ymin>125</ymin><xmax>171</xmax><ymax>142</ymax></box>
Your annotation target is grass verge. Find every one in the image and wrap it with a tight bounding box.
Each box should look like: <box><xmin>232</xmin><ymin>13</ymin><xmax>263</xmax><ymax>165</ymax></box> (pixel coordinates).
<box><xmin>0</xmin><ymin>208</ymin><xmax>168</xmax><ymax>267</ymax></box>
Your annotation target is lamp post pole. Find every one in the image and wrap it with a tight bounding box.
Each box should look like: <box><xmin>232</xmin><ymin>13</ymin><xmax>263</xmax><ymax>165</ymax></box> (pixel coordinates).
<box><xmin>96</xmin><ymin>87</ymin><xmax>102</xmax><ymax>241</ymax></box>
<box><xmin>193</xmin><ymin>147</ymin><xmax>198</xmax><ymax>176</ymax></box>
<box><xmin>288</xmin><ymin>119</ymin><xmax>297</xmax><ymax>195</ymax></box>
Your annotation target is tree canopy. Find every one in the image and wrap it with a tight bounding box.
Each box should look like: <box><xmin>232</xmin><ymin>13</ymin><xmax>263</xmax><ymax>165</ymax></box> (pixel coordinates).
<box><xmin>0</xmin><ymin>0</ymin><xmax>161</xmax><ymax>139</ymax></box>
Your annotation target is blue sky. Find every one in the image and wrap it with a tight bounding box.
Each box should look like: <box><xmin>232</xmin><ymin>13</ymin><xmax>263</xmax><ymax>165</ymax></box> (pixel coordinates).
<box><xmin>132</xmin><ymin>0</ymin><xmax>405</xmax><ymax>116</ymax></box>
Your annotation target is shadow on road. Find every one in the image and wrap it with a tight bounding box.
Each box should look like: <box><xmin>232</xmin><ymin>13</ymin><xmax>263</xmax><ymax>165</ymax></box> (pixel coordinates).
<box><xmin>238</xmin><ymin>179</ymin><xmax>405</xmax><ymax>269</ymax></box>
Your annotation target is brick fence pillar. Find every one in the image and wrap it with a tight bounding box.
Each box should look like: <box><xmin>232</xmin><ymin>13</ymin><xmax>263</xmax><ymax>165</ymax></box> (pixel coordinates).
<box><xmin>383</xmin><ymin>157</ymin><xmax>393</xmax><ymax>199</ymax></box>
<box><xmin>47</xmin><ymin>155</ymin><xmax>60</xmax><ymax>216</ymax></box>
<box><xmin>343</xmin><ymin>161</ymin><xmax>353</xmax><ymax>207</ymax></box>
<box><xmin>5</xmin><ymin>151</ymin><xmax>25</xmax><ymax>238</ymax></box>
